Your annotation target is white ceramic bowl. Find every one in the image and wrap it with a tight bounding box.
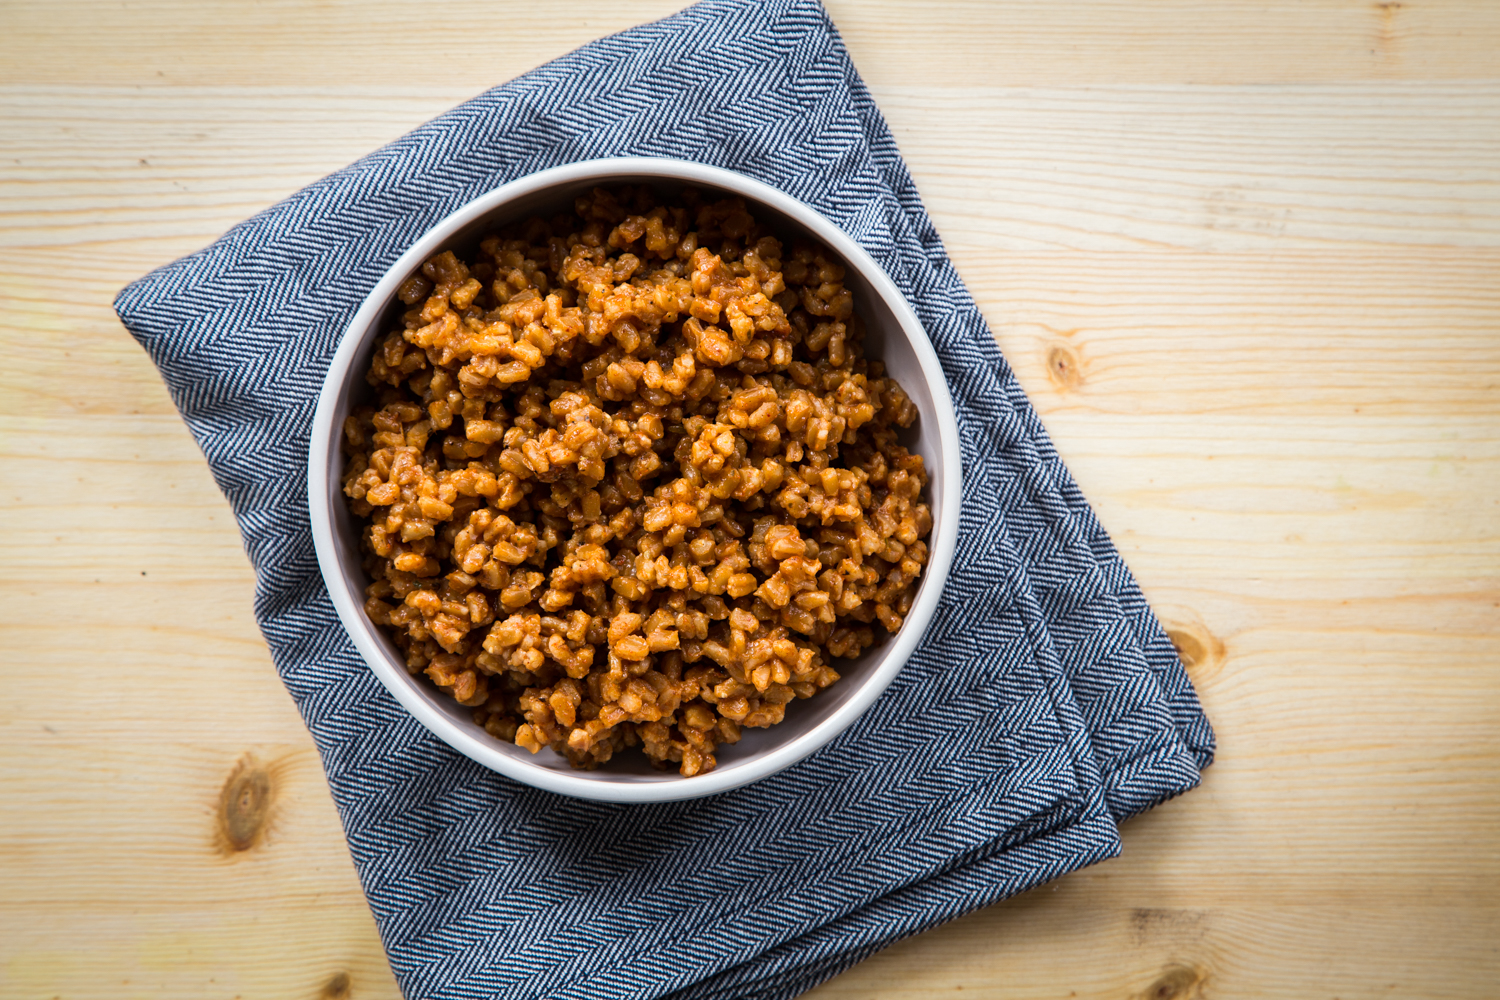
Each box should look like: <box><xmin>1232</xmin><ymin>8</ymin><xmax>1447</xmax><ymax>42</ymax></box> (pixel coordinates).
<box><xmin>309</xmin><ymin>158</ymin><xmax>960</xmax><ymax>802</ymax></box>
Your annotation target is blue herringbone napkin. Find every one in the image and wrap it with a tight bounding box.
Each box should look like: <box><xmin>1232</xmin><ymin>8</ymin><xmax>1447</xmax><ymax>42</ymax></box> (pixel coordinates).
<box><xmin>114</xmin><ymin>2</ymin><xmax>1213</xmax><ymax>997</ymax></box>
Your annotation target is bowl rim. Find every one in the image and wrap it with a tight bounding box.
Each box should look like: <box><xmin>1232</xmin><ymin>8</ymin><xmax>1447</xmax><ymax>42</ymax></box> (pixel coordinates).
<box><xmin>308</xmin><ymin>156</ymin><xmax>961</xmax><ymax>802</ymax></box>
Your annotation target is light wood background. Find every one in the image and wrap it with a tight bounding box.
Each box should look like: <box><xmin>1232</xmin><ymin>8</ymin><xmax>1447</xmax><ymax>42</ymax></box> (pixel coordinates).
<box><xmin>3</xmin><ymin>2</ymin><xmax>1498</xmax><ymax>998</ymax></box>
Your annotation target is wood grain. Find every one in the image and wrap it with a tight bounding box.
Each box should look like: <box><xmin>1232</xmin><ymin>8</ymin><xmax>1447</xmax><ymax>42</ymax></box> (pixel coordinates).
<box><xmin>2</xmin><ymin>1</ymin><xmax>1498</xmax><ymax>998</ymax></box>
<box><xmin>4</xmin><ymin>1</ymin><xmax>1500</xmax><ymax>87</ymax></box>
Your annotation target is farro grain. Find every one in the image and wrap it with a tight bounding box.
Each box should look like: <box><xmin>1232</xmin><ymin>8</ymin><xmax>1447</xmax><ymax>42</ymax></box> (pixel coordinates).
<box><xmin>342</xmin><ymin>186</ymin><xmax>932</xmax><ymax>776</ymax></box>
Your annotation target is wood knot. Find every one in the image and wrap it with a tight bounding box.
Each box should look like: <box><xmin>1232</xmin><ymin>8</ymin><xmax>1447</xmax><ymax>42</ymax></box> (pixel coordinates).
<box><xmin>1143</xmin><ymin>964</ymin><xmax>1207</xmax><ymax>1000</ymax></box>
<box><xmin>216</xmin><ymin>754</ymin><xmax>274</xmax><ymax>855</ymax></box>
<box><xmin>1161</xmin><ymin>614</ymin><xmax>1226</xmax><ymax>684</ymax></box>
<box><xmin>1374</xmin><ymin>1</ymin><xmax>1403</xmax><ymax>44</ymax></box>
<box><xmin>321</xmin><ymin>971</ymin><xmax>352</xmax><ymax>1000</ymax></box>
<box><xmin>1045</xmin><ymin>342</ymin><xmax>1084</xmax><ymax>392</ymax></box>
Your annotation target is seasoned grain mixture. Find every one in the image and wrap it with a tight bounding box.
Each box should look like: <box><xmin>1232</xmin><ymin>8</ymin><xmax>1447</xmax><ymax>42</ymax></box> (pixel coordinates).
<box><xmin>341</xmin><ymin>187</ymin><xmax>932</xmax><ymax>776</ymax></box>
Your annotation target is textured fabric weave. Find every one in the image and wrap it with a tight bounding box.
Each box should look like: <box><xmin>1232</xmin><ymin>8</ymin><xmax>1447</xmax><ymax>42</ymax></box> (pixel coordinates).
<box><xmin>114</xmin><ymin>2</ymin><xmax>1213</xmax><ymax>997</ymax></box>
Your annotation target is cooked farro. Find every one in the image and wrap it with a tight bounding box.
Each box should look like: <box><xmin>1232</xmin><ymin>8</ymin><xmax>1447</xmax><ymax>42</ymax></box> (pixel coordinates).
<box><xmin>341</xmin><ymin>186</ymin><xmax>931</xmax><ymax>776</ymax></box>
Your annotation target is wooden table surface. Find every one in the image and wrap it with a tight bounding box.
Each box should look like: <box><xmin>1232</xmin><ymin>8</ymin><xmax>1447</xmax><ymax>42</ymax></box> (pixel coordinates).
<box><xmin>4</xmin><ymin>2</ymin><xmax>1498</xmax><ymax>997</ymax></box>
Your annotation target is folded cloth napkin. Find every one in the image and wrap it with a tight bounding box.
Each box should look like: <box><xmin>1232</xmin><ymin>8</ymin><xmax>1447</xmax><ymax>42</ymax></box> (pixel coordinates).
<box><xmin>114</xmin><ymin>2</ymin><xmax>1214</xmax><ymax>997</ymax></box>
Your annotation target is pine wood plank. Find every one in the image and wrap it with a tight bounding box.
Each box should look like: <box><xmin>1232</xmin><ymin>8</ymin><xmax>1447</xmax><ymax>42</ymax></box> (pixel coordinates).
<box><xmin>3</xmin><ymin>1</ymin><xmax>1499</xmax><ymax>88</ymax></box>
